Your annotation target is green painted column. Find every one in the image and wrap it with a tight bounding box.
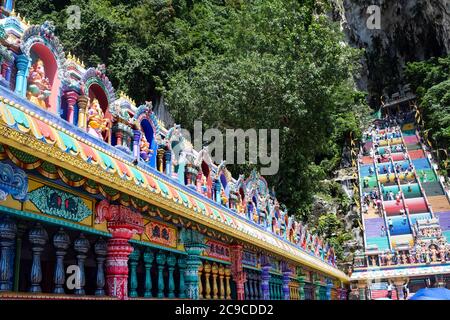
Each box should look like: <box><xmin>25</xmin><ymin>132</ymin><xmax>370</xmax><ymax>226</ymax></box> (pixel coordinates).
<box><xmin>177</xmin><ymin>256</ymin><xmax>187</xmax><ymax>298</ymax></box>
<box><xmin>156</xmin><ymin>251</ymin><xmax>166</xmax><ymax>298</ymax></box>
<box><xmin>128</xmin><ymin>246</ymin><xmax>140</xmax><ymax>298</ymax></box>
<box><xmin>314</xmin><ymin>281</ymin><xmax>322</xmax><ymax>300</ymax></box>
<box><xmin>143</xmin><ymin>248</ymin><xmax>154</xmax><ymax>298</ymax></box>
<box><xmin>298</xmin><ymin>275</ymin><xmax>306</xmax><ymax>300</ymax></box>
<box><xmin>167</xmin><ymin>253</ymin><xmax>176</xmax><ymax>298</ymax></box>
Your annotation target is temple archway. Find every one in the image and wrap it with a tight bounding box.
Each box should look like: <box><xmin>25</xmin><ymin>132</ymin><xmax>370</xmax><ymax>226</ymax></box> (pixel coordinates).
<box><xmin>140</xmin><ymin>118</ymin><xmax>158</xmax><ymax>167</ymax></box>
<box><xmin>20</xmin><ymin>21</ymin><xmax>68</xmax><ymax>114</ymax></box>
<box><xmin>82</xmin><ymin>67</ymin><xmax>116</xmax><ymax>142</ymax></box>
<box><xmin>26</xmin><ymin>43</ymin><xmax>60</xmax><ymax>112</ymax></box>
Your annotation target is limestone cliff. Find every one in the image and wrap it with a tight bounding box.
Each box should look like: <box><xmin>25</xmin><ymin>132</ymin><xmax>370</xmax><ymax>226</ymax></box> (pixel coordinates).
<box><xmin>331</xmin><ymin>0</ymin><xmax>450</xmax><ymax>106</ymax></box>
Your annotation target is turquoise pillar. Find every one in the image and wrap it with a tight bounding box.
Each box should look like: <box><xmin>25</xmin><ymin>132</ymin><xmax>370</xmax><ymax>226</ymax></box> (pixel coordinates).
<box><xmin>182</xmin><ymin>230</ymin><xmax>207</xmax><ymax>300</ymax></box>
<box><xmin>143</xmin><ymin>248</ymin><xmax>154</xmax><ymax>298</ymax></box>
<box><xmin>128</xmin><ymin>246</ymin><xmax>140</xmax><ymax>298</ymax></box>
<box><xmin>214</xmin><ymin>179</ymin><xmax>221</xmax><ymax>204</ymax></box>
<box><xmin>166</xmin><ymin>253</ymin><xmax>176</xmax><ymax>298</ymax></box>
<box><xmin>14</xmin><ymin>55</ymin><xmax>29</xmax><ymax>97</ymax></box>
<box><xmin>177</xmin><ymin>257</ymin><xmax>187</xmax><ymax>298</ymax></box>
<box><xmin>164</xmin><ymin>150</ymin><xmax>172</xmax><ymax>176</ymax></box>
<box><xmin>156</xmin><ymin>251</ymin><xmax>166</xmax><ymax>298</ymax></box>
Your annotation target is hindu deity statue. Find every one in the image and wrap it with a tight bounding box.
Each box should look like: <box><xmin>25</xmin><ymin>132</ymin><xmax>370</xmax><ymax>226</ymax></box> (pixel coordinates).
<box><xmin>370</xmin><ymin>255</ymin><xmax>377</xmax><ymax>267</ymax></box>
<box><xmin>430</xmin><ymin>245</ymin><xmax>438</xmax><ymax>262</ymax></box>
<box><xmin>140</xmin><ymin>135</ymin><xmax>152</xmax><ymax>162</ymax></box>
<box><xmin>401</xmin><ymin>251</ymin><xmax>408</xmax><ymax>264</ymax></box>
<box><xmin>439</xmin><ymin>246</ymin><xmax>446</xmax><ymax>263</ymax></box>
<box><xmin>415</xmin><ymin>246</ymin><xmax>422</xmax><ymax>263</ymax></box>
<box><xmin>385</xmin><ymin>251</ymin><xmax>393</xmax><ymax>266</ymax></box>
<box><xmin>26</xmin><ymin>59</ymin><xmax>51</xmax><ymax>109</ymax></box>
<box><xmin>424</xmin><ymin>248</ymin><xmax>431</xmax><ymax>264</ymax></box>
<box><xmin>257</xmin><ymin>194</ymin><xmax>268</xmax><ymax>225</ymax></box>
<box><xmin>220</xmin><ymin>189</ymin><xmax>228</xmax><ymax>206</ymax></box>
<box><xmin>200</xmin><ymin>175</ymin><xmax>208</xmax><ymax>197</ymax></box>
<box><xmin>87</xmin><ymin>98</ymin><xmax>110</xmax><ymax>138</ymax></box>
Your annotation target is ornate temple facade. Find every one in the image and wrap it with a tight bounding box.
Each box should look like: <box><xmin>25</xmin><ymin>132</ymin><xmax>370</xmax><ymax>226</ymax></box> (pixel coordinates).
<box><xmin>0</xmin><ymin>4</ymin><xmax>349</xmax><ymax>300</ymax></box>
<box><xmin>352</xmin><ymin>92</ymin><xmax>450</xmax><ymax>299</ymax></box>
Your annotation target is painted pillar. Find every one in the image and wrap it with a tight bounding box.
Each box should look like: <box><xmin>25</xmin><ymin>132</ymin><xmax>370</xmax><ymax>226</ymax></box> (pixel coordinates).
<box><xmin>314</xmin><ymin>282</ymin><xmax>322</xmax><ymax>300</ymax></box>
<box><xmin>211</xmin><ymin>262</ymin><xmax>219</xmax><ymax>299</ymax></box>
<box><xmin>248</xmin><ymin>273</ymin><xmax>254</xmax><ymax>299</ymax></box>
<box><xmin>230</xmin><ymin>244</ymin><xmax>246</xmax><ymax>300</ymax></box>
<box><xmin>253</xmin><ymin>274</ymin><xmax>260</xmax><ymax>299</ymax></box>
<box><xmin>63</xmin><ymin>90</ymin><xmax>79</xmax><ymax>124</ymax></box>
<box><xmin>14</xmin><ymin>54</ymin><xmax>29</xmax><ymax>97</ymax></box>
<box><xmin>128</xmin><ymin>245</ymin><xmax>140</xmax><ymax>298</ymax></box>
<box><xmin>28</xmin><ymin>223</ymin><xmax>48</xmax><ymax>293</ymax></box>
<box><xmin>94</xmin><ymin>237</ymin><xmax>107</xmax><ymax>296</ymax></box>
<box><xmin>184</xmin><ymin>242</ymin><xmax>207</xmax><ymax>300</ymax></box>
<box><xmin>326</xmin><ymin>280</ymin><xmax>333</xmax><ymax>300</ymax></box>
<box><xmin>106</xmin><ymin>229</ymin><xmax>135</xmax><ymax>300</ymax></box>
<box><xmin>0</xmin><ymin>216</ymin><xmax>17</xmax><ymax>292</ymax></box>
<box><xmin>224</xmin><ymin>266</ymin><xmax>232</xmax><ymax>299</ymax></box>
<box><xmin>132</xmin><ymin>130</ymin><xmax>141</xmax><ymax>163</ymax></box>
<box><xmin>99</xmin><ymin>200</ymin><xmax>144</xmax><ymax>300</ymax></box>
<box><xmin>115</xmin><ymin>131</ymin><xmax>124</xmax><ymax>148</ymax></box>
<box><xmin>73</xmin><ymin>233</ymin><xmax>90</xmax><ymax>295</ymax></box>
<box><xmin>156</xmin><ymin>251</ymin><xmax>166</xmax><ymax>298</ymax></box>
<box><xmin>177</xmin><ymin>256</ymin><xmax>187</xmax><ymax>298</ymax></box>
<box><xmin>261</xmin><ymin>264</ymin><xmax>271</xmax><ymax>300</ymax></box>
<box><xmin>143</xmin><ymin>248</ymin><xmax>154</xmax><ymax>298</ymax></box>
<box><xmin>13</xmin><ymin>224</ymin><xmax>26</xmax><ymax>292</ymax></box>
<box><xmin>298</xmin><ymin>276</ymin><xmax>306</xmax><ymax>300</ymax></box>
<box><xmin>198</xmin><ymin>263</ymin><xmax>203</xmax><ymax>299</ymax></box>
<box><xmin>218</xmin><ymin>264</ymin><xmax>225</xmax><ymax>299</ymax></box>
<box><xmin>214</xmin><ymin>179</ymin><xmax>221</xmax><ymax>204</ymax></box>
<box><xmin>166</xmin><ymin>253</ymin><xmax>177</xmax><ymax>298</ymax></box>
<box><xmin>282</xmin><ymin>271</ymin><xmax>291</xmax><ymax>300</ymax></box>
<box><xmin>244</xmin><ymin>277</ymin><xmax>249</xmax><ymax>300</ymax></box>
<box><xmin>52</xmin><ymin>228</ymin><xmax>70</xmax><ymax>294</ymax></box>
<box><xmin>269</xmin><ymin>280</ymin><xmax>274</xmax><ymax>300</ymax></box>
<box><xmin>204</xmin><ymin>262</ymin><xmax>211</xmax><ymax>299</ymax></box>
<box><xmin>164</xmin><ymin>150</ymin><xmax>172</xmax><ymax>176</ymax></box>
<box><xmin>77</xmin><ymin>95</ymin><xmax>89</xmax><ymax>130</ymax></box>
<box><xmin>157</xmin><ymin>148</ymin><xmax>165</xmax><ymax>173</ymax></box>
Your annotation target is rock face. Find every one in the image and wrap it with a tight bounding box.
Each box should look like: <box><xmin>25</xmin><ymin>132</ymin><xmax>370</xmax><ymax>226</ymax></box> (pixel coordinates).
<box><xmin>331</xmin><ymin>0</ymin><xmax>450</xmax><ymax>105</ymax></box>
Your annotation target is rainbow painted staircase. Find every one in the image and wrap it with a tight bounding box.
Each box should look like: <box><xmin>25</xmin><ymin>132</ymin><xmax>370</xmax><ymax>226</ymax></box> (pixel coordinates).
<box><xmin>351</xmin><ymin>118</ymin><xmax>450</xmax><ymax>290</ymax></box>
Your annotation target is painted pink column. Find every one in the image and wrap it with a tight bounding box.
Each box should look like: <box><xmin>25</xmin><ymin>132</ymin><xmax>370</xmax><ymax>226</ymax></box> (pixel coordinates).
<box><xmin>63</xmin><ymin>90</ymin><xmax>79</xmax><ymax>124</ymax></box>
<box><xmin>95</xmin><ymin>200</ymin><xmax>144</xmax><ymax>300</ymax></box>
<box><xmin>230</xmin><ymin>244</ymin><xmax>246</xmax><ymax>300</ymax></box>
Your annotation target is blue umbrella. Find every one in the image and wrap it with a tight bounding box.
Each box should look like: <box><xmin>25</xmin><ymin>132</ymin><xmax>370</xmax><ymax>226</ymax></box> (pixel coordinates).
<box><xmin>409</xmin><ymin>288</ymin><xmax>450</xmax><ymax>300</ymax></box>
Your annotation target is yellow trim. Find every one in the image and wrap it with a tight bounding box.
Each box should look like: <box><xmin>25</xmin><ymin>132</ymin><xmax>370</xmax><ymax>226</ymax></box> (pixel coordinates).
<box><xmin>0</xmin><ymin>120</ymin><xmax>349</xmax><ymax>282</ymax></box>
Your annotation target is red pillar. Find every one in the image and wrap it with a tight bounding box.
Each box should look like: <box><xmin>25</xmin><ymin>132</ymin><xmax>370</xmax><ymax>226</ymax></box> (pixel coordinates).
<box><xmin>230</xmin><ymin>244</ymin><xmax>246</xmax><ymax>300</ymax></box>
<box><xmin>96</xmin><ymin>200</ymin><xmax>144</xmax><ymax>300</ymax></box>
